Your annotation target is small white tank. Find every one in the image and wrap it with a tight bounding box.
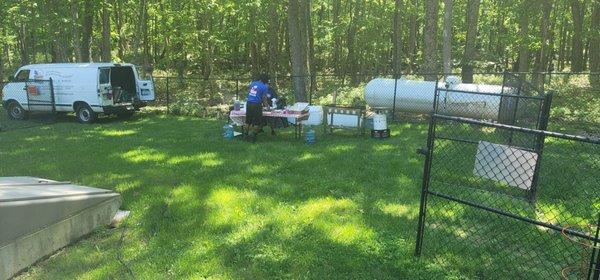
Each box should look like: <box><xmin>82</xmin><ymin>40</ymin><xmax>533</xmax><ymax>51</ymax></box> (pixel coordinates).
<box><xmin>373</xmin><ymin>113</ymin><xmax>387</xmax><ymax>130</ymax></box>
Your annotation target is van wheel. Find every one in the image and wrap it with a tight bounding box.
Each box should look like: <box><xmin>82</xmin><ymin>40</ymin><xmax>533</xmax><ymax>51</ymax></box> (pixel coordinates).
<box><xmin>7</xmin><ymin>101</ymin><xmax>28</xmax><ymax>120</ymax></box>
<box><xmin>75</xmin><ymin>104</ymin><xmax>97</xmax><ymax>124</ymax></box>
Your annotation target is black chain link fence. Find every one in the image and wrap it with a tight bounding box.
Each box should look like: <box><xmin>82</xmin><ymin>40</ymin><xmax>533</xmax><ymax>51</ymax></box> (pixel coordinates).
<box><xmin>0</xmin><ymin>79</ymin><xmax>57</xmax><ymax>132</ymax></box>
<box><xmin>415</xmin><ymin>80</ymin><xmax>600</xmax><ymax>278</ymax></box>
<box><xmin>151</xmin><ymin>72</ymin><xmax>598</xmax><ymax>132</ymax></box>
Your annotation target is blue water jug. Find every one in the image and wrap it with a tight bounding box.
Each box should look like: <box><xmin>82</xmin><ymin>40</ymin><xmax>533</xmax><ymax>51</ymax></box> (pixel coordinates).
<box><xmin>305</xmin><ymin>128</ymin><xmax>316</xmax><ymax>144</ymax></box>
<box><xmin>223</xmin><ymin>124</ymin><xmax>234</xmax><ymax>140</ymax></box>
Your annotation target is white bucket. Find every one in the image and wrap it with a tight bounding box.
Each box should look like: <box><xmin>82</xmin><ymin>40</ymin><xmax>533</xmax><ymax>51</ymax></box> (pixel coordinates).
<box><xmin>373</xmin><ymin>113</ymin><xmax>387</xmax><ymax>130</ymax></box>
<box><xmin>288</xmin><ymin>105</ymin><xmax>323</xmax><ymax>125</ymax></box>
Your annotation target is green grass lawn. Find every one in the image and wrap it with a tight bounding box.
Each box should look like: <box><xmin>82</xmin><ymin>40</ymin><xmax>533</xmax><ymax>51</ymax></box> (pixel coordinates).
<box><xmin>1</xmin><ymin>111</ymin><xmax>597</xmax><ymax>279</ymax></box>
<box><xmin>1</xmin><ymin>113</ymin><xmax>465</xmax><ymax>279</ymax></box>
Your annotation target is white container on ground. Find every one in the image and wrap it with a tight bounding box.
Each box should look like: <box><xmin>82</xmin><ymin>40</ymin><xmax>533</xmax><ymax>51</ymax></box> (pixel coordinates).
<box><xmin>288</xmin><ymin>105</ymin><xmax>323</xmax><ymax>125</ymax></box>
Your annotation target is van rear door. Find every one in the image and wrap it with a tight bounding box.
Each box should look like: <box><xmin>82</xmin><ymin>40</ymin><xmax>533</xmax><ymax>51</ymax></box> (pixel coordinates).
<box><xmin>138</xmin><ymin>79</ymin><xmax>155</xmax><ymax>102</ymax></box>
<box><xmin>98</xmin><ymin>67</ymin><xmax>113</xmax><ymax>106</ymax></box>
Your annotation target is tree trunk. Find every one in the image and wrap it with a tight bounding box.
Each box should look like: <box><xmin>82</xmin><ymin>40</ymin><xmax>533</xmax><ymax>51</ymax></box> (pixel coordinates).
<box><xmin>495</xmin><ymin>0</ymin><xmax>506</xmax><ymax>69</ymax></box>
<box><xmin>423</xmin><ymin>0</ymin><xmax>439</xmax><ymax>81</ymax></box>
<box><xmin>113</xmin><ymin>0</ymin><xmax>124</xmax><ymax>60</ymax></box>
<box><xmin>101</xmin><ymin>3</ymin><xmax>112</xmax><ymax>62</ymax></box>
<box><xmin>0</xmin><ymin>33</ymin><xmax>3</xmax><ymax>80</ymax></box>
<box><xmin>71</xmin><ymin>0</ymin><xmax>81</xmax><ymax>62</ymax></box>
<box><xmin>268</xmin><ymin>2</ymin><xmax>279</xmax><ymax>75</ymax></box>
<box><xmin>442</xmin><ymin>0</ymin><xmax>452</xmax><ymax>76</ymax></box>
<box><xmin>558</xmin><ymin>16</ymin><xmax>567</xmax><ymax>71</ymax></box>
<box><xmin>346</xmin><ymin>2</ymin><xmax>360</xmax><ymax>84</ymax></box>
<box><xmin>461</xmin><ymin>0</ymin><xmax>479</xmax><ymax>83</ymax></box>
<box><xmin>331</xmin><ymin>0</ymin><xmax>341</xmax><ymax>76</ymax></box>
<box><xmin>80</xmin><ymin>0</ymin><xmax>94</xmax><ymax>62</ymax></box>
<box><xmin>570</xmin><ymin>0</ymin><xmax>584</xmax><ymax>72</ymax></box>
<box><xmin>133</xmin><ymin>0</ymin><xmax>148</xmax><ymax>65</ymax></box>
<box><xmin>303</xmin><ymin>0</ymin><xmax>316</xmax><ymax>96</ymax></box>
<box><xmin>407</xmin><ymin>0</ymin><xmax>419</xmax><ymax>73</ymax></box>
<box><xmin>288</xmin><ymin>0</ymin><xmax>308</xmax><ymax>102</ymax></box>
<box><xmin>517</xmin><ymin>1</ymin><xmax>533</xmax><ymax>72</ymax></box>
<box><xmin>393</xmin><ymin>0</ymin><xmax>404</xmax><ymax>77</ymax></box>
<box><xmin>534</xmin><ymin>0</ymin><xmax>553</xmax><ymax>87</ymax></box>
<box><xmin>590</xmin><ymin>0</ymin><xmax>600</xmax><ymax>87</ymax></box>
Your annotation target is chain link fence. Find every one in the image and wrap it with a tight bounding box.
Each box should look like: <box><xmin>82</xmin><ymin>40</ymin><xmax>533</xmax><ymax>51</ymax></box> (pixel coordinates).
<box><xmin>415</xmin><ymin>83</ymin><xmax>600</xmax><ymax>278</ymax></box>
<box><xmin>150</xmin><ymin>72</ymin><xmax>598</xmax><ymax>131</ymax></box>
<box><xmin>0</xmin><ymin>79</ymin><xmax>57</xmax><ymax>132</ymax></box>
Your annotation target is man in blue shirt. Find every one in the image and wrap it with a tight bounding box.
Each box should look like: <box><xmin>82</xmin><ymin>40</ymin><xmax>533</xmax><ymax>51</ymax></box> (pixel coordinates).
<box><xmin>245</xmin><ymin>74</ymin><xmax>269</xmax><ymax>142</ymax></box>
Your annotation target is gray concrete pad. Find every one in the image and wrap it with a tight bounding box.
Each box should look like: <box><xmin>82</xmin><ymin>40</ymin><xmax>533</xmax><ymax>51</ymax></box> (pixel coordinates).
<box><xmin>0</xmin><ymin>177</ymin><xmax>121</xmax><ymax>280</ymax></box>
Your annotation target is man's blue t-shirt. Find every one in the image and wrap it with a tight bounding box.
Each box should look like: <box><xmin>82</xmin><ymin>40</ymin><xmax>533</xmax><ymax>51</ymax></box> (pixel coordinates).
<box><xmin>247</xmin><ymin>81</ymin><xmax>268</xmax><ymax>104</ymax></box>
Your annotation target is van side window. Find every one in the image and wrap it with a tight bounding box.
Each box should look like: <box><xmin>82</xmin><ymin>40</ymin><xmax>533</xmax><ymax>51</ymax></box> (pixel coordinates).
<box><xmin>15</xmin><ymin>70</ymin><xmax>30</xmax><ymax>82</ymax></box>
<box><xmin>99</xmin><ymin>68</ymin><xmax>110</xmax><ymax>84</ymax></box>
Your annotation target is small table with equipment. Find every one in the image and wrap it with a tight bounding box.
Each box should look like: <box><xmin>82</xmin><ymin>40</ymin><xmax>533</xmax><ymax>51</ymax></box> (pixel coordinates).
<box><xmin>229</xmin><ymin>109</ymin><xmax>310</xmax><ymax>139</ymax></box>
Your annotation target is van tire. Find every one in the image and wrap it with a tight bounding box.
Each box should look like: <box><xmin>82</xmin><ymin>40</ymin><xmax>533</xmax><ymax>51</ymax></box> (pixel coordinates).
<box><xmin>7</xmin><ymin>101</ymin><xmax>28</xmax><ymax>120</ymax></box>
<box><xmin>75</xmin><ymin>104</ymin><xmax>97</xmax><ymax>124</ymax></box>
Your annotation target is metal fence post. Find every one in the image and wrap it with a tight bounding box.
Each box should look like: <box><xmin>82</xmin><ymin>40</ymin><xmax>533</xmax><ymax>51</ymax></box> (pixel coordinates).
<box><xmin>309</xmin><ymin>75</ymin><xmax>313</xmax><ymax>105</ymax></box>
<box><xmin>527</xmin><ymin>92</ymin><xmax>552</xmax><ymax>204</ymax></box>
<box><xmin>588</xmin><ymin>214</ymin><xmax>600</xmax><ymax>280</ymax></box>
<box><xmin>49</xmin><ymin>78</ymin><xmax>56</xmax><ymax>116</ymax></box>
<box><xmin>236</xmin><ymin>78</ymin><xmax>239</xmax><ymax>100</ymax></box>
<box><xmin>414</xmin><ymin>89</ymin><xmax>440</xmax><ymax>257</ymax></box>
<box><xmin>166</xmin><ymin>77</ymin><xmax>170</xmax><ymax>114</ymax></box>
<box><xmin>392</xmin><ymin>73</ymin><xmax>398</xmax><ymax>121</ymax></box>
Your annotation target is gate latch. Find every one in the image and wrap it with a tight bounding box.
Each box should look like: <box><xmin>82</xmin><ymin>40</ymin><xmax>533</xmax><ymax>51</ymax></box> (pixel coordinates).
<box><xmin>416</xmin><ymin>147</ymin><xmax>429</xmax><ymax>156</ymax></box>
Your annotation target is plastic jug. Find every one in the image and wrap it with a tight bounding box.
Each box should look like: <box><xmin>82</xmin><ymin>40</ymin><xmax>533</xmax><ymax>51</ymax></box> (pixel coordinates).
<box><xmin>223</xmin><ymin>124</ymin><xmax>234</xmax><ymax>140</ymax></box>
<box><xmin>305</xmin><ymin>128</ymin><xmax>316</xmax><ymax>144</ymax></box>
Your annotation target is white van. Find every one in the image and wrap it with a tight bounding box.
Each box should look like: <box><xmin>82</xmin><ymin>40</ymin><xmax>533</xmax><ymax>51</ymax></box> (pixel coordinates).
<box><xmin>2</xmin><ymin>63</ymin><xmax>155</xmax><ymax>123</ymax></box>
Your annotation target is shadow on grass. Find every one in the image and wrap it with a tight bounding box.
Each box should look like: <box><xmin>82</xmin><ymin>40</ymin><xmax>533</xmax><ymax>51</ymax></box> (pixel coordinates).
<box><xmin>3</xmin><ymin>113</ymin><xmax>458</xmax><ymax>279</ymax></box>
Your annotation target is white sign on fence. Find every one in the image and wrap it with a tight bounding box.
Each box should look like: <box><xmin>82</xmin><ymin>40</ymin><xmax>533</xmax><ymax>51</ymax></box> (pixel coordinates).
<box><xmin>473</xmin><ymin>141</ymin><xmax>538</xmax><ymax>190</ymax></box>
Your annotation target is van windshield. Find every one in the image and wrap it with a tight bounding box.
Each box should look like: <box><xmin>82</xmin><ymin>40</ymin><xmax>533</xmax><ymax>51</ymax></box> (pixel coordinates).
<box><xmin>15</xmin><ymin>70</ymin><xmax>30</xmax><ymax>82</ymax></box>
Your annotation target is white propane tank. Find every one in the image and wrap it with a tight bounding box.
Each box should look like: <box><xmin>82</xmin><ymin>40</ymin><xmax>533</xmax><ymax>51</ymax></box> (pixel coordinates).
<box><xmin>364</xmin><ymin>77</ymin><xmax>504</xmax><ymax>120</ymax></box>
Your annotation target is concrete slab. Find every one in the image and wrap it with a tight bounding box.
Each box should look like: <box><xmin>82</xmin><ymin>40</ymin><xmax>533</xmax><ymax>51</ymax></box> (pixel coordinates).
<box><xmin>0</xmin><ymin>177</ymin><xmax>121</xmax><ymax>280</ymax></box>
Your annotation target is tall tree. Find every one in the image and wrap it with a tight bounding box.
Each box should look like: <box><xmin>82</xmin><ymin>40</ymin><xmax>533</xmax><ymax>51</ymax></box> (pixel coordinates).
<box><xmin>268</xmin><ymin>2</ymin><xmax>279</xmax><ymax>76</ymax></box>
<box><xmin>423</xmin><ymin>0</ymin><xmax>439</xmax><ymax>81</ymax></box>
<box><xmin>393</xmin><ymin>0</ymin><xmax>404</xmax><ymax>76</ymax></box>
<box><xmin>406</xmin><ymin>0</ymin><xmax>419</xmax><ymax>73</ymax></box>
<box><xmin>80</xmin><ymin>0</ymin><xmax>94</xmax><ymax>62</ymax></box>
<box><xmin>331</xmin><ymin>0</ymin><xmax>342</xmax><ymax>76</ymax></box>
<box><xmin>18</xmin><ymin>3</ymin><xmax>29</xmax><ymax>66</ymax></box>
<box><xmin>442</xmin><ymin>0</ymin><xmax>452</xmax><ymax>76</ymax></box>
<box><xmin>534</xmin><ymin>0</ymin><xmax>553</xmax><ymax>87</ymax></box>
<box><xmin>70</xmin><ymin>0</ymin><xmax>81</xmax><ymax>62</ymax></box>
<box><xmin>288</xmin><ymin>0</ymin><xmax>308</xmax><ymax>102</ymax></box>
<box><xmin>570</xmin><ymin>0</ymin><xmax>584</xmax><ymax>72</ymax></box>
<box><xmin>0</xmin><ymin>26</ymin><xmax>3</xmax><ymax>80</ymax></box>
<box><xmin>590</xmin><ymin>0</ymin><xmax>600</xmax><ymax>87</ymax></box>
<box><xmin>101</xmin><ymin>3</ymin><xmax>111</xmax><ymax>62</ymax></box>
<box><xmin>516</xmin><ymin>0</ymin><xmax>533</xmax><ymax>72</ymax></box>
<box><xmin>461</xmin><ymin>0</ymin><xmax>479</xmax><ymax>82</ymax></box>
<box><xmin>303</xmin><ymin>0</ymin><xmax>316</xmax><ymax>94</ymax></box>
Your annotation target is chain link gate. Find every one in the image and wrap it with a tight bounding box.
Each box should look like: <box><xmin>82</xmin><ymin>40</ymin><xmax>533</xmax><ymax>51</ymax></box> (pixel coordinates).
<box><xmin>1</xmin><ymin>79</ymin><xmax>56</xmax><ymax>132</ymax></box>
<box><xmin>414</xmin><ymin>77</ymin><xmax>600</xmax><ymax>279</ymax></box>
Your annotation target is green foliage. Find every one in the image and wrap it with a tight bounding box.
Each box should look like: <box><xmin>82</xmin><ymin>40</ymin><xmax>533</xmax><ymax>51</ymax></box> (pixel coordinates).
<box><xmin>0</xmin><ymin>0</ymin><xmax>597</xmax><ymax>82</ymax></box>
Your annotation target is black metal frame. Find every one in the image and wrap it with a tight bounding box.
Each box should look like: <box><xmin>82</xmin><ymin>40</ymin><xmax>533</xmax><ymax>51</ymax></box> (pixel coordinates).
<box><xmin>414</xmin><ymin>84</ymin><xmax>600</xmax><ymax>278</ymax></box>
<box><xmin>25</xmin><ymin>78</ymin><xmax>56</xmax><ymax>113</ymax></box>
